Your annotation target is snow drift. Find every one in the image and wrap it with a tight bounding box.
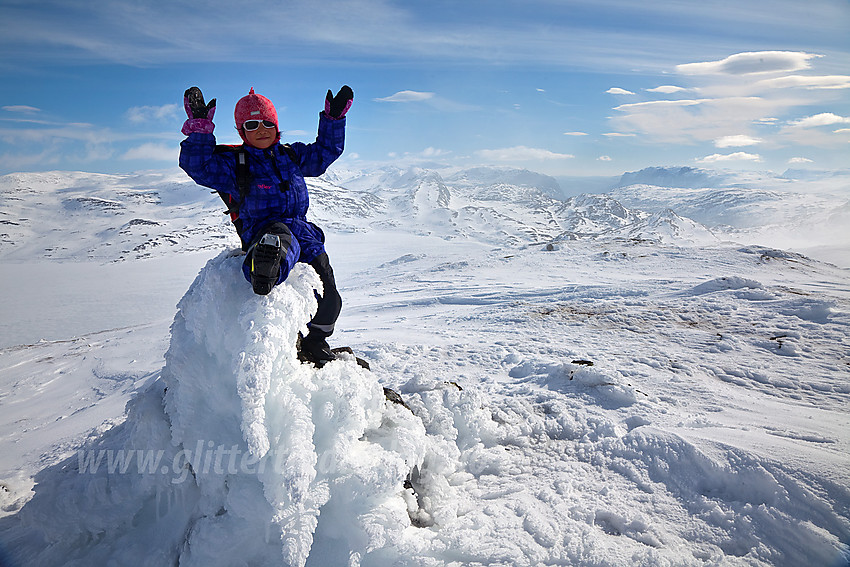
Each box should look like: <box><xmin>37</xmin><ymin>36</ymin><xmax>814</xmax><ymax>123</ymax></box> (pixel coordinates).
<box><xmin>0</xmin><ymin>251</ymin><xmax>428</xmax><ymax>567</ymax></box>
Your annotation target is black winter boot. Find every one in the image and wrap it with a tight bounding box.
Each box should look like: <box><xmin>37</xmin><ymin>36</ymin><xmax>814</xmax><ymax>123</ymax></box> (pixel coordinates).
<box><xmin>250</xmin><ymin>233</ymin><xmax>282</xmax><ymax>295</ymax></box>
<box><xmin>297</xmin><ymin>331</ymin><xmax>336</xmax><ymax>368</ymax></box>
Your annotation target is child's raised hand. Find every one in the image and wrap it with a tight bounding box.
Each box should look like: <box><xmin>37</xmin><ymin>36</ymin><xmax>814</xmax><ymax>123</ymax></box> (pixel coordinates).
<box><xmin>184</xmin><ymin>86</ymin><xmax>216</xmax><ymax>120</ymax></box>
<box><xmin>182</xmin><ymin>86</ymin><xmax>217</xmax><ymax>135</ymax></box>
<box><xmin>324</xmin><ymin>86</ymin><xmax>353</xmax><ymax>120</ymax></box>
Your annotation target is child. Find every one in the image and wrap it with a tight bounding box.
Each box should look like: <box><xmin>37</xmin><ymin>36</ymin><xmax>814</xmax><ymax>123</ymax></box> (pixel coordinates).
<box><xmin>179</xmin><ymin>85</ymin><xmax>353</xmax><ymax>366</ymax></box>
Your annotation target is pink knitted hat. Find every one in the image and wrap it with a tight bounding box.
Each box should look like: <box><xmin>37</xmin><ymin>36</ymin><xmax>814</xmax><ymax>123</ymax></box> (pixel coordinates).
<box><xmin>234</xmin><ymin>88</ymin><xmax>279</xmax><ymax>143</ymax></box>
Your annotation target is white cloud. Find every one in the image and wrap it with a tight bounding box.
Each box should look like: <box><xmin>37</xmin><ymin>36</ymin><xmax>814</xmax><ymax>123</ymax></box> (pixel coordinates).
<box><xmin>606</xmin><ymin>87</ymin><xmax>635</xmax><ymax>95</ymax></box>
<box><xmin>676</xmin><ymin>51</ymin><xmax>821</xmax><ymax>75</ymax></box>
<box><xmin>602</xmin><ymin>132</ymin><xmax>636</xmax><ymax>137</ymax></box>
<box><xmin>2</xmin><ymin>105</ymin><xmax>41</xmax><ymax>114</ymax></box>
<box><xmin>373</xmin><ymin>91</ymin><xmax>435</xmax><ymax>103</ymax></box>
<box><xmin>714</xmin><ymin>135</ymin><xmax>762</xmax><ymax>148</ymax></box>
<box><xmin>597</xmin><ymin>155</ymin><xmax>612</xmax><ymax>161</ymax></box>
<box><xmin>419</xmin><ymin>147</ymin><xmax>450</xmax><ymax>158</ymax></box>
<box><xmin>610</xmin><ymin>52</ymin><xmax>850</xmax><ymax>153</ymax></box>
<box><xmin>778</xmin><ymin>114</ymin><xmax>850</xmax><ymax>147</ymax></box>
<box><xmin>610</xmin><ymin>96</ymin><xmax>775</xmax><ymax>145</ymax></box>
<box><xmin>476</xmin><ymin>146</ymin><xmax>574</xmax><ymax>161</ymax></box>
<box><xmin>754</xmin><ymin>75</ymin><xmax>850</xmax><ymax>90</ymax></box>
<box><xmin>788</xmin><ymin>157</ymin><xmax>813</xmax><ymax>164</ymax></box>
<box><xmin>788</xmin><ymin>113</ymin><xmax>850</xmax><ymax>128</ymax></box>
<box><xmin>369</xmin><ymin>147</ymin><xmax>451</xmax><ymax>167</ymax></box>
<box><xmin>126</xmin><ymin>104</ymin><xmax>180</xmax><ymax>123</ymax></box>
<box><xmin>695</xmin><ymin>152</ymin><xmax>762</xmax><ymax>164</ymax></box>
<box><xmin>563</xmin><ymin>131</ymin><xmax>588</xmax><ymax>136</ymax></box>
<box><xmin>614</xmin><ymin>98</ymin><xmax>708</xmax><ymax>111</ymax></box>
<box><xmin>2</xmin><ymin>124</ymin><xmax>102</xmax><ymax>145</ymax></box>
<box><xmin>646</xmin><ymin>85</ymin><xmax>688</xmax><ymax>94</ymax></box>
<box><xmin>120</xmin><ymin>142</ymin><xmax>177</xmax><ymax>161</ymax></box>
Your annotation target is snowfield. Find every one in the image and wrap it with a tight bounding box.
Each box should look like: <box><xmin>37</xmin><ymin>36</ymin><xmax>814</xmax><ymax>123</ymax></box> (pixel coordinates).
<box><xmin>0</xmin><ymin>165</ymin><xmax>848</xmax><ymax>566</ymax></box>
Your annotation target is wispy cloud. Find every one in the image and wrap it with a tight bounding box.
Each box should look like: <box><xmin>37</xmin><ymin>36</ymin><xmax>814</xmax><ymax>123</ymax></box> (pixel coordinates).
<box><xmin>373</xmin><ymin>90</ymin><xmax>476</xmax><ymax>112</ymax></box>
<box><xmin>754</xmin><ymin>75</ymin><xmax>850</xmax><ymax>90</ymax></box>
<box><xmin>6</xmin><ymin>0</ymin><xmax>835</xmax><ymax>74</ymax></box>
<box><xmin>0</xmin><ymin>123</ymin><xmax>118</xmax><ymax>167</ymax></box>
<box><xmin>126</xmin><ymin>104</ymin><xmax>180</xmax><ymax>123</ymax></box>
<box><xmin>381</xmin><ymin>147</ymin><xmax>453</xmax><ymax>165</ymax></box>
<box><xmin>2</xmin><ymin>105</ymin><xmax>42</xmax><ymax>114</ymax></box>
<box><xmin>563</xmin><ymin>131</ymin><xmax>588</xmax><ymax>136</ymax></box>
<box><xmin>476</xmin><ymin>146</ymin><xmax>574</xmax><ymax>162</ymax></box>
<box><xmin>0</xmin><ymin>118</ymin><xmax>179</xmax><ymax>173</ymax></box>
<box><xmin>420</xmin><ymin>147</ymin><xmax>450</xmax><ymax>158</ymax></box>
<box><xmin>613</xmin><ymin>98</ymin><xmax>711</xmax><ymax>111</ymax></box>
<box><xmin>120</xmin><ymin>142</ymin><xmax>177</xmax><ymax>161</ymax></box>
<box><xmin>606</xmin><ymin>88</ymin><xmax>634</xmax><ymax>95</ymax></box>
<box><xmin>373</xmin><ymin>91</ymin><xmax>435</xmax><ymax>103</ymax></box>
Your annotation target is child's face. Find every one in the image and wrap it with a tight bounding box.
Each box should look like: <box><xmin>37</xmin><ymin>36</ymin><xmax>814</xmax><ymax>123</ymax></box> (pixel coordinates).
<box><xmin>243</xmin><ymin>122</ymin><xmax>277</xmax><ymax>149</ymax></box>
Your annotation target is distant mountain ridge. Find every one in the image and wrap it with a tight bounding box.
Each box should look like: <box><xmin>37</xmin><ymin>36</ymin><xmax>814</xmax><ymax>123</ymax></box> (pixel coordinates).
<box><xmin>2</xmin><ymin>164</ymin><xmax>847</xmax><ymax>264</ymax></box>
<box><xmin>610</xmin><ymin>166</ymin><xmax>850</xmax><ymax>231</ymax></box>
<box><xmin>616</xmin><ymin>166</ymin><xmax>731</xmax><ymax>189</ymax></box>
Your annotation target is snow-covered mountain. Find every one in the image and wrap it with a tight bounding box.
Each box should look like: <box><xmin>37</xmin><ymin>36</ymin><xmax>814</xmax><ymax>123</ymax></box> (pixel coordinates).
<box><xmin>290</xmin><ymin>165</ymin><xmax>718</xmax><ymax>248</ymax></box>
<box><xmin>1</xmin><ymin>164</ymin><xmax>849</xmax><ymax>566</ymax></box>
<box><xmin>611</xmin><ymin>166</ymin><xmax>850</xmax><ymax>249</ymax></box>
<box><xmin>0</xmin><ymin>170</ymin><xmax>237</xmax><ymax>262</ymax></box>
<box><xmin>0</xmin><ymin>166</ymin><xmax>675</xmax><ymax>259</ymax></box>
<box><xmin>3</xmin><ymin>164</ymin><xmax>846</xmax><ymax>265</ymax></box>
<box><xmin>607</xmin><ymin>166</ymin><xmax>850</xmax><ymax>268</ymax></box>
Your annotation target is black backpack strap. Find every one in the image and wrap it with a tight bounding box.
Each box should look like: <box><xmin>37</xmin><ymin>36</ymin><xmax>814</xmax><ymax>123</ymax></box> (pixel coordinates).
<box><xmin>213</xmin><ymin>144</ymin><xmax>252</xmax><ymax>239</ymax></box>
<box><xmin>280</xmin><ymin>143</ymin><xmax>298</xmax><ymax>164</ymax></box>
<box><xmin>214</xmin><ymin>144</ymin><xmax>252</xmax><ymax>201</ymax></box>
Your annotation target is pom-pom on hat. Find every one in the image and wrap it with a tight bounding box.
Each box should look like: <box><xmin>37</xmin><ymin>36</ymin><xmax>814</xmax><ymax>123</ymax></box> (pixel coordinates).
<box><xmin>234</xmin><ymin>87</ymin><xmax>279</xmax><ymax>143</ymax></box>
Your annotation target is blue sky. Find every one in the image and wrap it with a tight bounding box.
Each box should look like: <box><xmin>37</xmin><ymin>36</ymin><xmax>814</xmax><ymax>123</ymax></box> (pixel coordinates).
<box><xmin>1</xmin><ymin>0</ymin><xmax>848</xmax><ymax>177</ymax></box>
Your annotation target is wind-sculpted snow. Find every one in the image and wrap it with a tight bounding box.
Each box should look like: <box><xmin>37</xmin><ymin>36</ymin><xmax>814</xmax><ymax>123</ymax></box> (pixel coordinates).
<box><xmin>0</xmin><ymin>252</ymin><xmax>430</xmax><ymax>566</ymax></box>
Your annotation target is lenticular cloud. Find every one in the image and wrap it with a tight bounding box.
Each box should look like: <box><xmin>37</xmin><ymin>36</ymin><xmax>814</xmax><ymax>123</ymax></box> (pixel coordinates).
<box><xmin>676</xmin><ymin>50</ymin><xmax>821</xmax><ymax>75</ymax></box>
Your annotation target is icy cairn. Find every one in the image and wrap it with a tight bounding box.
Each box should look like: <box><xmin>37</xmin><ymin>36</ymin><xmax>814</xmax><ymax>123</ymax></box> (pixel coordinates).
<box><xmin>5</xmin><ymin>251</ymin><xmax>427</xmax><ymax>566</ymax></box>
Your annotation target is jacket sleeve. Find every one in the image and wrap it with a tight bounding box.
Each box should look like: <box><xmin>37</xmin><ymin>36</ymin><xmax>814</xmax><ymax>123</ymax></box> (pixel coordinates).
<box><xmin>289</xmin><ymin>113</ymin><xmax>345</xmax><ymax>178</ymax></box>
<box><xmin>179</xmin><ymin>132</ymin><xmax>238</xmax><ymax>197</ymax></box>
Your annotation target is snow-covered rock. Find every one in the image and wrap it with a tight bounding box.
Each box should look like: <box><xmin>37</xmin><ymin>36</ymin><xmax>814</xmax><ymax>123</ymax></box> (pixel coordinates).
<box><xmin>0</xmin><ymin>253</ymin><xmax>429</xmax><ymax>567</ymax></box>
